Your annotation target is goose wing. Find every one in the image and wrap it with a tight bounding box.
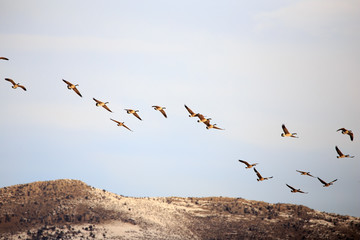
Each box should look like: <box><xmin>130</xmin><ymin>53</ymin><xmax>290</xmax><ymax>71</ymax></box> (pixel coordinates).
<box><xmin>5</xmin><ymin>78</ymin><xmax>15</xmax><ymax>85</ymax></box>
<box><xmin>337</xmin><ymin>128</ymin><xmax>346</xmax><ymax>132</ymax></box>
<box><xmin>253</xmin><ymin>168</ymin><xmax>262</xmax><ymax>179</ymax></box>
<box><xmin>296</xmin><ymin>170</ymin><xmax>305</xmax><ymax>174</ymax></box>
<box><xmin>184</xmin><ymin>105</ymin><xmax>195</xmax><ymax>115</ymax></box>
<box><xmin>133</xmin><ymin>112</ymin><xmax>142</xmax><ymax>121</ymax></box>
<box><xmin>0</xmin><ymin>57</ymin><xmax>9</xmax><ymax>60</ymax></box>
<box><xmin>102</xmin><ymin>104</ymin><xmax>112</xmax><ymax>113</ymax></box>
<box><xmin>298</xmin><ymin>190</ymin><xmax>307</xmax><ymax>194</ymax></box>
<box><xmin>122</xmin><ymin>123</ymin><xmax>133</xmax><ymax>132</ymax></box>
<box><xmin>330</xmin><ymin>179</ymin><xmax>338</xmax><ymax>184</ymax></box>
<box><xmin>160</xmin><ymin>109</ymin><xmax>167</xmax><ymax>118</ymax></box>
<box><xmin>197</xmin><ymin>114</ymin><xmax>205</xmax><ymax>121</ymax></box>
<box><xmin>239</xmin><ymin>160</ymin><xmax>250</xmax><ymax>167</ymax></box>
<box><xmin>110</xmin><ymin>118</ymin><xmax>121</xmax><ymax>124</ymax></box>
<box><xmin>62</xmin><ymin>79</ymin><xmax>73</xmax><ymax>86</ymax></box>
<box><xmin>213</xmin><ymin>125</ymin><xmax>224</xmax><ymax>130</ymax></box>
<box><xmin>286</xmin><ymin>184</ymin><xmax>296</xmax><ymax>191</ymax></box>
<box><xmin>335</xmin><ymin>146</ymin><xmax>343</xmax><ymax>156</ymax></box>
<box><xmin>18</xmin><ymin>84</ymin><xmax>27</xmax><ymax>91</ymax></box>
<box><xmin>72</xmin><ymin>87</ymin><xmax>82</xmax><ymax>97</ymax></box>
<box><xmin>93</xmin><ymin>98</ymin><xmax>102</xmax><ymax>104</ymax></box>
<box><xmin>348</xmin><ymin>131</ymin><xmax>354</xmax><ymax>141</ymax></box>
<box><xmin>317</xmin><ymin>177</ymin><xmax>327</xmax><ymax>185</ymax></box>
<box><xmin>282</xmin><ymin>124</ymin><xmax>290</xmax><ymax>134</ymax></box>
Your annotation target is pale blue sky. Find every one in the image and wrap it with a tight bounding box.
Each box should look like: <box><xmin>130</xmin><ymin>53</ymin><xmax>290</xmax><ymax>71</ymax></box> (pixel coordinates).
<box><xmin>1</xmin><ymin>0</ymin><xmax>359</xmax><ymax>217</ymax></box>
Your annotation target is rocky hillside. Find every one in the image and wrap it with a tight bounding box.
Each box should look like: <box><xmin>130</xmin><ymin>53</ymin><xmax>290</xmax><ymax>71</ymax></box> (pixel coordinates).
<box><xmin>0</xmin><ymin>179</ymin><xmax>359</xmax><ymax>239</ymax></box>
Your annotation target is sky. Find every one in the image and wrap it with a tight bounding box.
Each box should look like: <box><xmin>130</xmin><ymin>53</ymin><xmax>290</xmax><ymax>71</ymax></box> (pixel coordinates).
<box><xmin>0</xmin><ymin>0</ymin><xmax>359</xmax><ymax>217</ymax></box>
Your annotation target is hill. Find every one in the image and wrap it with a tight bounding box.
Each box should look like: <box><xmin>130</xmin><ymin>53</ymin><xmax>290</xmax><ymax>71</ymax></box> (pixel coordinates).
<box><xmin>0</xmin><ymin>179</ymin><xmax>359</xmax><ymax>239</ymax></box>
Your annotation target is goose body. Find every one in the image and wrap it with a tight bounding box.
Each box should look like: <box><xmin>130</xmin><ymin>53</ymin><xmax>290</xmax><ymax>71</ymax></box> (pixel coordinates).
<box><xmin>152</xmin><ymin>106</ymin><xmax>167</xmax><ymax>118</ymax></box>
<box><xmin>254</xmin><ymin>168</ymin><xmax>273</xmax><ymax>181</ymax></box>
<box><xmin>93</xmin><ymin>98</ymin><xmax>112</xmax><ymax>112</ymax></box>
<box><xmin>317</xmin><ymin>177</ymin><xmax>337</xmax><ymax>187</ymax></box>
<box><xmin>125</xmin><ymin>109</ymin><xmax>142</xmax><ymax>121</ymax></box>
<box><xmin>281</xmin><ymin>124</ymin><xmax>298</xmax><ymax>138</ymax></box>
<box><xmin>5</xmin><ymin>78</ymin><xmax>26</xmax><ymax>91</ymax></box>
<box><xmin>110</xmin><ymin>118</ymin><xmax>132</xmax><ymax>131</ymax></box>
<box><xmin>205</xmin><ymin>120</ymin><xmax>224</xmax><ymax>130</ymax></box>
<box><xmin>296</xmin><ymin>170</ymin><xmax>315</xmax><ymax>178</ymax></box>
<box><xmin>62</xmin><ymin>79</ymin><xmax>82</xmax><ymax>97</ymax></box>
<box><xmin>286</xmin><ymin>184</ymin><xmax>308</xmax><ymax>194</ymax></box>
<box><xmin>335</xmin><ymin>146</ymin><xmax>354</xmax><ymax>158</ymax></box>
<box><xmin>184</xmin><ymin>105</ymin><xmax>198</xmax><ymax>117</ymax></box>
<box><xmin>337</xmin><ymin>128</ymin><xmax>354</xmax><ymax>141</ymax></box>
<box><xmin>238</xmin><ymin>160</ymin><xmax>258</xmax><ymax>169</ymax></box>
<box><xmin>196</xmin><ymin>114</ymin><xmax>210</xmax><ymax>123</ymax></box>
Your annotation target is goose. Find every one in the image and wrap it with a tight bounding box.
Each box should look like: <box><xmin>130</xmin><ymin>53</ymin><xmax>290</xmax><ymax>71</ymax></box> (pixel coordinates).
<box><xmin>281</xmin><ymin>124</ymin><xmax>298</xmax><ymax>138</ymax></box>
<box><xmin>238</xmin><ymin>160</ymin><xmax>258</xmax><ymax>169</ymax></box>
<box><xmin>184</xmin><ymin>105</ymin><xmax>198</xmax><ymax>117</ymax></box>
<box><xmin>317</xmin><ymin>177</ymin><xmax>337</xmax><ymax>187</ymax></box>
<box><xmin>5</xmin><ymin>78</ymin><xmax>26</xmax><ymax>91</ymax></box>
<box><xmin>296</xmin><ymin>170</ymin><xmax>315</xmax><ymax>178</ymax></box>
<box><xmin>337</xmin><ymin>128</ymin><xmax>354</xmax><ymax>141</ymax></box>
<box><xmin>204</xmin><ymin>120</ymin><xmax>224</xmax><ymax>130</ymax></box>
<box><xmin>152</xmin><ymin>106</ymin><xmax>167</xmax><ymax>118</ymax></box>
<box><xmin>196</xmin><ymin>114</ymin><xmax>211</xmax><ymax>123</ymax></box>
<box><xmin>93</xmin><ymin>98</ymin><xmax>112</xmax><ymax>112</ymax></box>
<box><xmin>335</xmin><ymin>146</ymin><xmax>354</xmax><ymax>158</ymax></box>
<box><xmin>0</xmin><ymin>57</ymin><xmax>9</xmax><ymax>60</ymax></box>
<box><xmin>62</xmin><ymin>79</ymin><xmax>82</xmax><ymax>97</ymax></box>
<box><xmin>254</xmin><ymin>168</ymin><xmax>273</xmax><ymax>181</ymax></box>
<box><xmin>110</xmin><ymin>118</ymin><xmax>132</xmax><ymax>131</ymax></box>
<box><xmin>286</xmin><ymin>184</ymin><xmax>308</xmax><ymax>194</ymax></box>
<box><xmin>125</xmin><ymin>109</ymin><xmax>142</xmax><ymax>121</ymax></box>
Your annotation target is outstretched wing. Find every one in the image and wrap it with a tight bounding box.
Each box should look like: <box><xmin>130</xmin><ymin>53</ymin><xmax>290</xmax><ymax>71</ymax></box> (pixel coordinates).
<box><xmin>62</xmin><ymin>79</ymin><xmax>72</xmax><ymax>86</ymax></box>
<box><xmin>296</xmin><ymin>170</ymin><xmax>305</xmax><ymax>174</ymax></box>
<box><xmin>110</xmin><ymin>118</ymin><xmax>120</xmax><ymax>124</ymax></box>
<box><xmin>122</xmin><ymin>124</ymin><xmax>133</xmax><ymax>132</ymax></box>
<box><xmin>5</xmin><ymin>78</ymin><xmax>15</xmax><ymax>85</ymax></box>
<box><xmin>18</xmin><ymin>85</ymin><xmax>27</xmax><ymax>91</ymax></box>
<box><xmin>286</xmin><ymin>184</ymin><xmax>295</xmax><ymax>191</ymax></box>
<box><xmin>72</xmin><ymin>87</ymin><xmax>82</xmax><ymax>97</ymax></box>
<box><xmin>330</xmin><ymin>179</ymin><xmax>338</xmax><ymax>184</ymax></box>
<box><xmin>184</xmin><ymin>104</ymin><xmax>195</xmax><ymax>115</ymax></box>
<box><xmin>337</xmin><ymin>128</ymin><xmax>346</xmax><ymax>132</ymax></box>
<box><xmin>349</xmin><ymin>131</ymin><xmax>354</xmax><ymax>141</ymax></box>
<box><xmin>239</xmin><ymin>160</ymin><xmax>250</xmax><ymax>167</ymax></box>
<box><xmin>160</xmin><ymin>109</ymin><xmax>167</xmax><ymax>118</ymax></box>
<box><xmin>0</xmin><ymin>57</ymin><xmax>9</xmax><ymax>60</ymax></box>
<box><xmin>282</xmin><ymin>124</ymin><xmax>289</xmax><ymax>134</ymax></box>
<box><xmin>253</xmin><ymin>168</ymin><xmax>262</xmax><ymax>179</ymax></box>
<box><xmin>133</xmin><ymin>112</ymin><xmax>142</xmax><ymax>121</ymax></box>
<box><xmin>335</xmin><ymin>146</ymin><xmax>343</xmax><ymax>156</ymax></box>
<box><xmin>213</xmin><ymin>125</ymin><xmax>224</xmax><ymax>130</ymax></box>
<box><xmin>317</xmin><ymin>177</ymin><xmax>327</xmax><ymax>185</ymax></box>
<box><xmin>103</xmin><ymin>104</ymin><xmax>112</xmax><ymax>113</ymax></box>
<box><xmin>93</xmin><ymin>98</ymin><xmax>101</xmax><ymax>103</ymax></box>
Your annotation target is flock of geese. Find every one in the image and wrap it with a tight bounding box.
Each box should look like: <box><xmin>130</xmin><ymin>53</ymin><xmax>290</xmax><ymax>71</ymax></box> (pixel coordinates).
<box><xmin>1</xmin><ymin>56</ymin><xmax>356</xmax><ymax>196</ymax></box>
<box><xmin>238</xmin><ymin>123</ymin><xmax>355</xmax><ymax>194</ymax></box>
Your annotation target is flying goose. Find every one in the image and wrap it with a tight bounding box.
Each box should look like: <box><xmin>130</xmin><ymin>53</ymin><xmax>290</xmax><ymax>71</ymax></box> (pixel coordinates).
<box><xmin>335</xmin><ymin>146</ymin><xmax>354</xmax><ymax>158</ymax></box>
<box><xmin>93</xmin><ymin>98</ymin><xmax>112</xmax><ymax>112</ymax></box>
<box><xmin>238</xmin><ymin>160</ymin><xmax>258</xmax><ymax>169</ymax></box>
<box><xmin>253</xmin><ymin>168</ymin><xmax>273</xmax><ymax>181</ymax></box>
<box><xmin>196</xmin><ymin>114</ymin><xmax>211</xmax><ymax>123</ymax></box>
<box><xmin>110</xmin><ymin>118</ymin><xmax>132</xmax><ymax>131</ymax></box>
<box><xmin>286</xmin><ymin>184</ymin><xmax>308</xmax><ymax>194</ymax></box>
<box><xmin>62</xmin><ymin>79</ymin><xmax>82</xmax><ymax>97</ymax></box>
<box><xmin>5</xmin><ymin>78</ymin><xmax>26</xmax><ymax>91</ymax></box>
<box><xmin>125</xmin><ymin>109</ymin><xmax>142</xmax><ymax>121</ymax></box>
<box><xmin>152</xmin><ymin>106</ymin><xmax>167</xmax><ymax>118</ymax></box>
<box><xmin>337</xmin><ymin>128</ymin><xmax>354</xmax><ymax>141</ymax></box>
<box><xmin>317</xmin><ymin>177</ymin><xmax>337</xmax><ymax>187</ymax></box>
<box><xmin>204</xmin><ymin>120</ymin><xmax>224</xmax><ymax>130</ymax></box>
<box><xmin>184</xmin><ymin>105</ymin><xmax>198</xmax><ymax>117</ymax></box>
<box><xmin>281</xmin><ymin>124</ymin><xmax>298</xmax><ymax>138</ymax></box>
<box><xmin>0</xmin><ymin>57</ymin><xmax>9</xmax><ymax>60</ymax></box>
<box><xmin>296</xmin><ymin>170</ymin><xmax>315</xmax><ymax>178</ymax></box>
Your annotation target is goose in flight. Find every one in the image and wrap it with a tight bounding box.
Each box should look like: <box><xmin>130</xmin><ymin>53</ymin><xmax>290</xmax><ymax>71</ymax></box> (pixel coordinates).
<box><xmin>317</xmin><ymin>177</ymin><xmax>337</xmax><ymax>187</ymax></box>
<box><xmin>254</xmin><ymin>168</ymin><xmax>273</xmax><ymax>181</ymax></box>
<box><xmin>281</xmin><ymin>124</ymin><xmax>298</xmax><ymax>138</ymax></box>
<box><xmin>93</xmin><ymin>98</ymin><xmax>112</xmax><ymax>112</ymax></box>
<box><xmin>184</xmin><ymin>105</ymin><xmax>198</xmax><ymax>117</ymax></box>
<box><xmin>0</xmin><ymin>57</ymin><xmax>9</xmax><ymax>60</ymax></box>
<box><xmin>152</xmin><ymin>106</ymin><xmax>167</xmax><ymax>118</ymax></box>
<box><xmin>5</xmin><ymin>78</ymin><xmax>26</xmax><ymax>91</ymax></box>
<box><xmin>335</xmin><ymin>146</ymin><xmax>354</xmax><ymax>158</ymax></box>
<box><xmin>62</xmin><ymin>79</ymin><xmax>82</xmax><ymax>97</ymax></box>
<box><xmin>125</xmin><ymin>109</ymin><xmax>142</xmax><ymax>121</ymax></box>
<box><xmin>204</xmin><ymin>120</ymin><xmax>224</xmax><ymax>130</ymax></box>
<box><xmin>286</xmin><ymin>184</ymin><xmax>308</xmax><ymax>194</ymax></box>
<box><xmin>296</xmin><ymin>170</ymin><xmax>315</xmax><ymax>178</ymax></box>
<box><xmin>337</xmin><ymin>128</ymin><xmax>354</xmax><ymax>141</ymax></box>
<box><xmin>238</xmin><ymin>160</ymin><xmax>258</xmax><ymax>169</ymax></box>
<box><xmin>110</xmin><ymin>118</ymin><xmax>132</xmax><ymax>131</ymax></box>
<box><xmin>196</xmin><ymin>113</ymin><xmax>211</xmax><ymax>123</ymax></box>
